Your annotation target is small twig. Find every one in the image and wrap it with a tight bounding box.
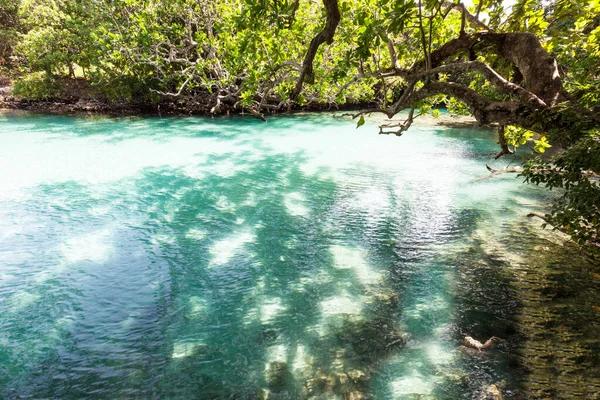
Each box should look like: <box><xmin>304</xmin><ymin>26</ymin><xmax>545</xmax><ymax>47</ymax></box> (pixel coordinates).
<box><xmin>379</xmin><ymin>107</ymin><xmax>417</xmax><ymax>136</ymax></box>
<box><xmin>527</xmin><ymin>212</ymin><xmax>548</xmax><ymax>221</ymax></box>
<box><xmin>494</xmin><ymin>125</ymin><xmax>515</xmax><ymax>159</ymax></box>
<box><xmin>471</xmin><ymin>164</ymin><xmax>520</xmax><ymax>182</ymax></box>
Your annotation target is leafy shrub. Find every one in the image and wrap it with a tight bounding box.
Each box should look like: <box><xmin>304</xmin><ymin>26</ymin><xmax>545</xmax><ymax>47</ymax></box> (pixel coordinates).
<box><xmin>12</xmin><ymin>71</ymin><xmax>61</xmax><ymax>100</ymax></box>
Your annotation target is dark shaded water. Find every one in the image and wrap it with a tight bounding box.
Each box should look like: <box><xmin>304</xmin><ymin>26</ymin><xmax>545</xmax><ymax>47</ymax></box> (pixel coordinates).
<box><xmin>0</xmin><ymin>112</ymin><xmax>598</xmax><ymax>399</ymax></box>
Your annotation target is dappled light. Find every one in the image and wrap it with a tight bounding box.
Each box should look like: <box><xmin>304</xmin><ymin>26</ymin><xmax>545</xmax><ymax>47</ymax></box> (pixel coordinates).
<box><xmin>0</xmin><ymin>113</ymin><xmax>599</xmax><ymax>398</ymax></box>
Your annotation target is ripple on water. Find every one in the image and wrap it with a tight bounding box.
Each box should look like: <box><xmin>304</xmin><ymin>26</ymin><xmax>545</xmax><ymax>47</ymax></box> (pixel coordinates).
<box><xmin>1</xmin><ymin>113</ymin><xmax>598</xmax><ymax>398</ymax></box>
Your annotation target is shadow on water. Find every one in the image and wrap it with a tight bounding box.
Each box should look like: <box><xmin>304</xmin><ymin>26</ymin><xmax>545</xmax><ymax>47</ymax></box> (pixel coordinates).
<box><xmin>2</xmin><ymin>113</ymin><xmax>600</xmax><ymax>399</ymax></box>
<box><xmin>142</xmin><ymin>152</ymin><xmax>408</xmax><ymax>399</ymax></box>
<box><xmin>0</xmin><ymin>147</ymin><xmax>412</xmax><ymax>399</ymax></box>
<box><xmin>0</xmin><ymin>181</ymin><xmax>175</xmax><ymax>398</ymax></box>
<box><xmin>451</xmin><ymin>219</ymin><xmax>600</xmax><ymax>399</ymax></box>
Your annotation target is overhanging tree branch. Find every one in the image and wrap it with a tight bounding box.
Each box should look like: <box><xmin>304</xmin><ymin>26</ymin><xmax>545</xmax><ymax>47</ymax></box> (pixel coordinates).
<box><xmin>290</xmin><ymin>0</ymin><xmax>340</xmax><ymax>101</ymax></box>
<box><xmin>410</xmin><ymin>60</ymin><xmax>549</xmax><ymax>108</ymax></box>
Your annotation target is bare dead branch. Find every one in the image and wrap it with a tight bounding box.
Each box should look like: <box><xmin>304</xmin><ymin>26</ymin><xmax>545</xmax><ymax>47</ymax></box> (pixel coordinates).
<box><xmin>379</xmin><ymin>107</ymin><xmax>417</xmax><ymax>136</ymax></box>
<box><xmin>527</xmin><ymin>212</ymin><xmax>548</xmax><ymax>221</ymax></box>
<box><xmin>471</xmin><ymin>164</ymin><xmax>520</xmax><ymax>182</ymax></box>
<box><xmin>244</xmin><ymin>106</ymin><xmax>266</xmax><ymax>121</ymax></box>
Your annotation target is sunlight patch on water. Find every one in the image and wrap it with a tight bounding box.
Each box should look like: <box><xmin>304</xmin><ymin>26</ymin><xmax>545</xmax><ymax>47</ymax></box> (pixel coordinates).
<box><xmin>214</xmin><ymin>195</ymin><xmax>237</xmax><ymax>213</ymax></box>
<box><xmin>33</xmin><ymin>262</ymin><xmax>70</xmax><ymax>284</ymax></box>
<box><xmin>423</xmin><ymin>341</ymin><xmax>455</xmax><ymax>366</ymax></box>
<box><xmin>89</xmin><ymin>205</ymin><xmax>112</xmax><ymax>216</ymax></box>
<box><xmin>390</xmin><ymin>374</ymin><xmax>438</xmax><ymax>397</ymax></box>
<box><xmin>292</xmin><ymin>344</ymin><xmax>312</xmax><ymax>378</ymax></box>
<box><xmin>209</xmin><ymin>230</ymin><xmax>255</xmax><ymax>267</ymax></box>
<box><xmin>60</xmin><ymin>228</ymin><xmax>113</xmax><ymax>263</ymax></box>
<box><xmin>285</xmin><ymin>192</ymin><xmax>309</xmax><ymax>217</ymax></box>
<box><xmin>351</xmin><ymin>185</ymin><xmax>391</xmax><ymax>214</ymax></box>
<box><xmin>297</xmin><ymin>272</ymin><xmax>334</xmax><ymax>288</ymax></box>
<box><xmin>6</xmin><ymin>290</ymin><xmax>40</xmax><ymax>312</ymax></box>
<box><xmin>242</xmin><ymin>192</ymin><xmax>258</xmax><ymax>207</ymax></box>
<box><xmin>411</xmin><ymin>294</ymin><xmax>449</xmax><ymax>314</ymax></box>
<box><xmin>188</xmin><ymin>296</ymin><xmax>207</xmax><ymax>317</ymax></box>
<box><xmin>174</xmin><ymin>185</ymin><xmax>195</xmax><ymax>198</ymax></box>
<box><xmin>172</xmin><ymin>341</ymin><xmax>207</xmax><ymax>359</ymax></box>
<box><xmin>185</xmin><ymin>228</ymin><xmax>208</xmax><ymax>241</ymax></box>
<box><xmin>208</xmin><ymin>160</ymin><xmax>242</xmax><ymax>179</ymax></box>
<box><xmin>181</xmin><ymin>164</ymin><xmax>206</xmax><ymax>180</ymax></box>
<box><xmin>260</xmin><ymin>297</ymin><xmax>286</xmax><ymax>323</ymax></box>
<box><xmin>330</xmin><ymin>245</ymin><xmax>382</xmax><ymax>286</ymax></box>
<box><xmin>152</xmin><ymin>233</ymin><xmax>176</xmax><ymax>245</ymax></box>
<box><xmin>320</xmin><ymin>292</ymin><xmax>364</xmax><ymax>316</ymax></box>
<box><xmin>243</xmin><ymin>307</ymin><xmax>260</xmax><ymax>326</ymax></box>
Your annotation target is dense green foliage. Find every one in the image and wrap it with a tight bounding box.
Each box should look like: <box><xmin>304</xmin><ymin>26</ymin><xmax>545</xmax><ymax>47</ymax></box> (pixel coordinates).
<box><xmin>1</xmin><ymin>0</ymin><xmax>599</xmax><ymax>249</ymax></box>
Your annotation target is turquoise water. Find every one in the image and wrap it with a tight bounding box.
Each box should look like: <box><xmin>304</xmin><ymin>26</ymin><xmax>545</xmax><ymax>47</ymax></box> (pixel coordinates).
<box><xmin>1</xmin><ymin>112</ymin><xmax>599</xmax><ymax>399</ymax></box>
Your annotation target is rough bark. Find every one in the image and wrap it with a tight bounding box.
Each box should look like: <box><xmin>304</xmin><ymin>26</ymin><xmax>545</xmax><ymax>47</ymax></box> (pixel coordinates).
<box><xmin>478</xmin><ymin>32</ymin><xmax>563</xmax><ymax>106</ymax></box>
<box><xmin>409</xmin><ymin>32</ymin><xmax>562</xmax><ymax>108</ymax></box>
<box><xmin>410</xmin><ymin>61</ymin><xmax>548</xmax><ymax>108</ymax></box>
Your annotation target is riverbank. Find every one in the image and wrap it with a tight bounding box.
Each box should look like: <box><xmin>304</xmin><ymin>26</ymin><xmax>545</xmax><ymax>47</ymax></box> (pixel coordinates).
<box><xmin>0</xmin><ymin>79</ymin><xmax>480</xmax><ymax>129</ymax></box>
<box><xmin>0</xmin><ymin>92</ymin><xmax>480</xmax><ymax>130</ymax></box>
<box><xmin>0</xmin><ymin>83</ymin><xmax>377</xmax><ymax>118</ymax></box>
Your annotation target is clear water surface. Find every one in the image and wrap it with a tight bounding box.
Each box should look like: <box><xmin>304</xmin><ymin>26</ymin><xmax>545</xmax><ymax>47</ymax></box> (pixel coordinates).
<box><xmin>0</xmin><ymin>112</ymin><xmax>599</xmax><ymax>399</ymax></box>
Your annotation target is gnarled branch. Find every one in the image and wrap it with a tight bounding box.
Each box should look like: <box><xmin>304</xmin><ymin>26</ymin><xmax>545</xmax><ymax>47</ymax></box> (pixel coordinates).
<box><xmin>290</xmin><ymin>0</ymin><xmax>340</xmax><ymax>100</ymax></box>
<box><xmin>410</xmin><ymin>60</ymin><xmax>548</xmax><ymax>109</ymax></box>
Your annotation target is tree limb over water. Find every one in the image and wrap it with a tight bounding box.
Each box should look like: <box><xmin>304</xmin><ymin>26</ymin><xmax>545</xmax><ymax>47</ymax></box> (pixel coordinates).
<box><xmin>4</xmin><ymin>0</ymin><xmax>599</xmax><ymax>249</ymax></box>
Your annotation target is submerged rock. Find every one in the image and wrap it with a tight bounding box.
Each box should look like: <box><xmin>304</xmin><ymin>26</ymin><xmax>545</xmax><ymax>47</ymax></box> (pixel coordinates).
<box><xmin>304</xmin><ymin>369</ymin><xmax>337</xmax><ymax>396</ymax></box>
<box><xmin>335</xmin><ymin>317</ymin><xmax>405</xmax><ymax>361</ymax></box>
<box><xmin>346</xmin><ymin>391</ymin><xmax>368</xmax><ymax>400</ymax></box>
<box><xmin>481</xmin><ymin>383</ymin><xmax>503</xmax><ymax>400</ymax></box>
<box><xmin>303</xmin><ymin>368</ymin><xmax>373</xmax><ymax>398</ymax></box>
<box><xmin>257</xmin><ymin>327</ymin><xmax>280</xmax><ymax>344</ymax></box>
<box><xmin>256</xmin><ymin>388</ymin><xmax>270</xmax><ymax>400</ymax></box>
<box><xmin>346</xmin><ymin>369</ymin><xmax>369</xmax><ymax>385</ymax></box>
<box><xmin>265</xmin><ymin>361</ymin><xmax>290</xmax><ymax>392</ymax></box>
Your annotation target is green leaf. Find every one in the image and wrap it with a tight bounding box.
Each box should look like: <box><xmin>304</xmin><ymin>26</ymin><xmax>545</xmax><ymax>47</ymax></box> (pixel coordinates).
<box><xmin>356</xmin><ymin>115</ymin><xmax>365</xmax><ymax>128</ymax></box>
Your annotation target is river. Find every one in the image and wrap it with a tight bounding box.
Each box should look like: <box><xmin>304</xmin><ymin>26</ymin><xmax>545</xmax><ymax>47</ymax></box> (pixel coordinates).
<box><xmin>0</xmin><ymin>112</ymin><xmax>598</xmax><ymax>398</ymax></box>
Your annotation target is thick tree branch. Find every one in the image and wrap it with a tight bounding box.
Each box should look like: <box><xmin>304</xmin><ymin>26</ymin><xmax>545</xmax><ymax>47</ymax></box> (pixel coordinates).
<box><xmin>477</xmin><ymin>32</ymin><xmax>563</xmax><ymax>106</ymax></box>
<box><xmin>454</xmin><ymin>61</ymin><xmax>545</xmax><ymax>107</ymax></box>
<box><xmin>411</xmin><ymin>61</ymin><xmax>548</xmax><ymax>108</ymax></box>
<box><xmin>386</xmin><ymin>81</ymin><xmax>540</xmax><ymax>128</ymax></box>
<box><xmin>290</xmin><ymin>0</ymin><xmax>340</xmax><ymax>100</ymax></box>
<box><xmin>405</xmin><ymin>32</ymin><xmax>562</xmax><ymax>108</ymax></box>
<box><xmin>410</xmin><ymin>32</ymin><xmax>475</xmax><ymax>73</ymax></box>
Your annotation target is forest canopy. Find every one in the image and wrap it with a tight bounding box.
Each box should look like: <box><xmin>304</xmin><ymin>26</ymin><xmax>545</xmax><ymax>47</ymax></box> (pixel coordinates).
<box><xmin>0</xmin><ymin>0</ymin><xmax>599</xmax><ymax>249</ymax></box>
